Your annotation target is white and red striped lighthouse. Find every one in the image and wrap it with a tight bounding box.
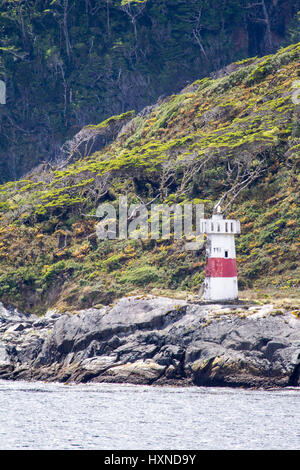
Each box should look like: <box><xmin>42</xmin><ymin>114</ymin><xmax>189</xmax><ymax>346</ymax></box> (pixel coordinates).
<box><xmin>200</xmin><ymin>207</ymin><xmax>241</xmax><ymax>302</ymax></box>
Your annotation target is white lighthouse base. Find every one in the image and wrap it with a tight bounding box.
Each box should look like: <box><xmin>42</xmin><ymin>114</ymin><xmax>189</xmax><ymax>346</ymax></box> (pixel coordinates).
<box><xmin>203</xmin><ymin>277</ymin><xmax>238</xmax><ymax>302</ymax></box>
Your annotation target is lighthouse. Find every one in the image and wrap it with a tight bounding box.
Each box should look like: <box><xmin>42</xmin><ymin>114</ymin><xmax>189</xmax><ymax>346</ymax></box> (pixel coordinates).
<box><xmin>200</xmin><ymin>207</ymin><xmax>241</xmax><ymax>302</ymax></box>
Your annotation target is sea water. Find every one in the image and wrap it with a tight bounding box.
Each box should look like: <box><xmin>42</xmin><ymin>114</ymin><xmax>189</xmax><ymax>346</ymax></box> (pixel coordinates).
<box><xmin>0</xmin><ymin>380</ymin><xmax>299</xmax><ymax>450</ymax></box>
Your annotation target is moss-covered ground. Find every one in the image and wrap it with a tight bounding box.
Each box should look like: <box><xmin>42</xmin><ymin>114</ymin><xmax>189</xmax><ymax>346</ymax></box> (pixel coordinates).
<box><xmin>0</xmin><ymin>43</ymin><xmax>299</xmax><ymax>313</ymax></box>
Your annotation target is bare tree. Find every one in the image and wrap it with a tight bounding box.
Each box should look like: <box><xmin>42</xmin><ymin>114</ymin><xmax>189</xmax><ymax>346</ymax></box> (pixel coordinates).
<box><xmin>57</xmin><ymin>59</ymin><xmax>68</xmax><ymax>123</ymax></box>
<box><xmin>177</xmin><ymin>152</ymin><xmax>212</xmax><ymax>198</ymax></box>
<box><xmin>127</xmin><ymin>193</ymin><xmax>160</xmax><ymax>223</ymax></box>
<box><xmin>246</xmin><ymin>0</ymin><xmax>273</xmax><ymax>50</ymax></box>
<box><xmin>159</xmin><ymin>160</ymin><xmax>177</xmax><ymax>200</ymax></box>
<box><xmin>83</xmin><ymin>173</ymin><xmax>112</xmax><ymax>205</ymax></box>
<box><xmin>120</xmin><ymin>0</ymin><xmax>147</xmax><ymax>41</ymax></box>
<box><xmin>106</xmin><ymin>0</ymin><xmax>112</xmax><ymax>36</ymax></box>
<box><xmin>158</xmin><ymin>151</ymin><xmax>213</xmax><ymax>200</ymax></box>
<box><xmin>190</xmin><ymin>3</ymin><xmax>208</xmax><ymax>60</ymax></box>
<box><xmin>51</xmin><ymin>0</ymin><xmax>74</xmax><ymax>59</ymax></box>
<box><xmin>214</xmin><ymin>156</ymin><xmax>267</xmax><ymax>213</ymax></box>
<box><xmin>55</xmin><ymin>125</ymin><xmax>104</xmax><ymax>169</ymax></box>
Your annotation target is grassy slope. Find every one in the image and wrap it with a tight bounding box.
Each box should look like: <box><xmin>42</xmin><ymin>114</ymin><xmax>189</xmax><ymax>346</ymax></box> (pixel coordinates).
<box><xmin>0</xmin><ymin>43</ymin><xmax>299</xmax><ymax>314</ymax></box>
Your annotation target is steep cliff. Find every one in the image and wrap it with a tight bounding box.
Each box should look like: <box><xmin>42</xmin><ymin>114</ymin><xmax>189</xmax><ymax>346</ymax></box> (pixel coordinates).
<box><xmin>0</xmin><ymin>0</ymin><xmax>299</xmax><ymax>181</ymax></box>
<box><xmin>0</xmin><ymin>43</ymin><xmax>299</xmax><ymax>312</ymax></box>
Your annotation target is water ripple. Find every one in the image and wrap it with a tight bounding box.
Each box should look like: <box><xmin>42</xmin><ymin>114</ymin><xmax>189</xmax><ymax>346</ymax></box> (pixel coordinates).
<box><xmin>0</xmin><ymin>380</ymin><xmax>299</xmax><ymax>450</ymax></box>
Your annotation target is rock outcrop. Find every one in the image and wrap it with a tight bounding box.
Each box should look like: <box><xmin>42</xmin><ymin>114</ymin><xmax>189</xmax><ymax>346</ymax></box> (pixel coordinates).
<box><xmin>0</xmin><ymin>296</ymin><xmax>299</xmax><ymax>388</ymax></box>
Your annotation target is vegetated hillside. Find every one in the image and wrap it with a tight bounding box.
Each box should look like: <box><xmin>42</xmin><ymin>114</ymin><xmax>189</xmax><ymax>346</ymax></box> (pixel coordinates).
<box><xmin>0</xmin><ymin>0</ymin><xmax>300</xmax><ymax>183</ymax></box>
<box><xmin>0</xmin><ymin>43</ymin><xmax>299</xmax><ymax>314</ymax></box>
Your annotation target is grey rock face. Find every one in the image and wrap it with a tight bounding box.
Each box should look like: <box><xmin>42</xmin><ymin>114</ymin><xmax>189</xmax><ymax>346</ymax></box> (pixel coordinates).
<box><xmin>0</xmin><ymin>297</ymin><xmax>299</xmax><ymax>388</ymax></box>
<box><xmin>0</xmin><ymin>345</ymin><xmax>10</xmax><ymax>366</ymax></box>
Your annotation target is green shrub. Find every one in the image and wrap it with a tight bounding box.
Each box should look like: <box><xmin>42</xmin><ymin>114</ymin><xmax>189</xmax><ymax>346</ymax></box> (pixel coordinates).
<box><xmin>42</xmin><ymin>261</ymin><xmax>66</xmax><ymax>284</ymax></box>
<box><xmin>102</xmin><ymin>254</ymin><xmax>127</xmax><ymax>272</ymax></box>
<box><xmin>120</xmin><ymin>265</ymin><xmax>163</xmax><ymax>286</ymax></box>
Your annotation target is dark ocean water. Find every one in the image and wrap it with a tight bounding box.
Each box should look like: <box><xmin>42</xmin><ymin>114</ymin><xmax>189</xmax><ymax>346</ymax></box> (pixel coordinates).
<box><xmin>0</xmin><ymin>380</ymin><xmax>299</xmax><ymax>450</ymax></box>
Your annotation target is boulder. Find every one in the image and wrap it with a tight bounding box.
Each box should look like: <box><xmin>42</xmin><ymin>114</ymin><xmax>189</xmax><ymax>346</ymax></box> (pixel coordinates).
<box><xmin>0</xmin><ymin>296</ymin><xmax>299</xmax><ymax>388</ymax></box>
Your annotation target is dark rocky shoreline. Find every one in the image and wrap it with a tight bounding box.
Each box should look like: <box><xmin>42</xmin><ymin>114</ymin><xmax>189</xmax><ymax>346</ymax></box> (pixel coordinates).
<box><xmin>0</xmin><ymin>296</ymin><xmax>299</xmax><ymax>388</ymax></box>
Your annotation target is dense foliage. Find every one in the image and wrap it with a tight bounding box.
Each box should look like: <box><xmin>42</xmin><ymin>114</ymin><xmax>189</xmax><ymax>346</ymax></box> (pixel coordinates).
<box><xmin>0</xmin><ymin>0</ymin><xmax>299</xmax><ymax>181</ymax></box>
<box><xmin>0</xmin><ymin>42</ymin><xmax>299</xmax><ymax>313</ymax></box>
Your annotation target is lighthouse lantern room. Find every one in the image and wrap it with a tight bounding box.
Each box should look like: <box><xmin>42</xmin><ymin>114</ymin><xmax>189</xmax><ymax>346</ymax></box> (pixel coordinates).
<box><xmin>200</xmin><ymin>207</ymin><xmax>241</xmax><ymax>302</ymax></box>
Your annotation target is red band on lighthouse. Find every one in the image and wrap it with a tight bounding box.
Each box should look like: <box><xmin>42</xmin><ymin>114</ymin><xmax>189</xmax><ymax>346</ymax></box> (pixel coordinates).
<box><xmin>205</xmin><ymin>258</ymin><xmax>237</xmax><ymax>278</ymax></box>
